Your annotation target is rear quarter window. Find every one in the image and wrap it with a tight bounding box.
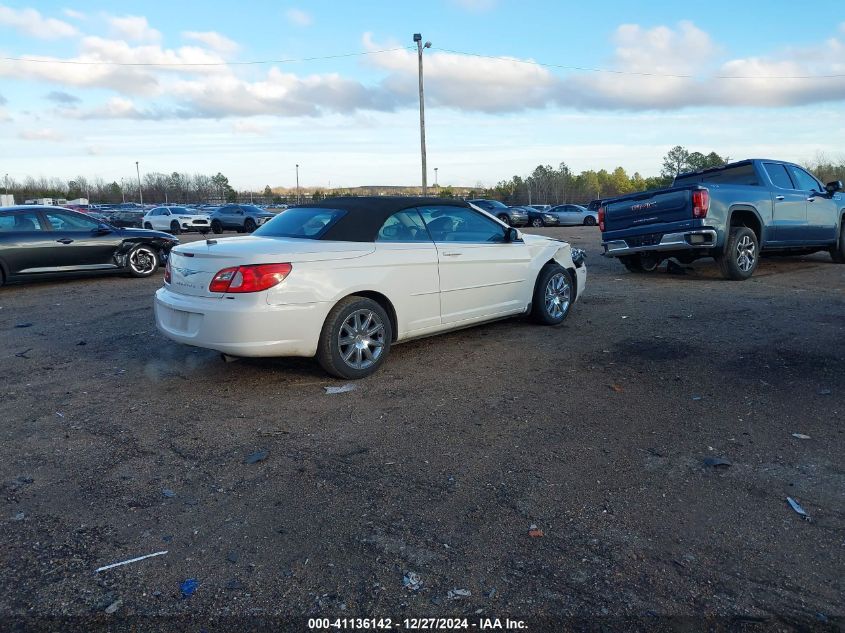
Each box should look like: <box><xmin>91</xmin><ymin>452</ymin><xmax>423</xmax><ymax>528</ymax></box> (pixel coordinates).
<box><xmin>675</xmin><ymin>164</ymin><xmax>760</xmax><ymax>186</ymax></box>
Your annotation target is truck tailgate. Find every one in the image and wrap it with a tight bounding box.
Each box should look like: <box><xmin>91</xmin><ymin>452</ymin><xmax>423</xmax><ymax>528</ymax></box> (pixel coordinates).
<box><xmin>604</xmin><ymin>189</ymin><xmax>691</xmax><ymax>232</ymax></box>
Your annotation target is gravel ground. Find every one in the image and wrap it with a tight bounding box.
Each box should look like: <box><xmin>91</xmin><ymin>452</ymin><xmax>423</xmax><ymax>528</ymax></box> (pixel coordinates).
<box><xmin>1</xmin><ymin>227</ymin><xmax>843</xmax><ymax>631</ymax></box>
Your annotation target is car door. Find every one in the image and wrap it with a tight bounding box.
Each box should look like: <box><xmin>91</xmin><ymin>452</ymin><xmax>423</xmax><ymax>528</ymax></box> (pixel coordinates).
<box><xmin>0</xmin><ymin>210</ymin><xmax>55</xmax><ymax>277</ymax></box>
<box><xmin>42</xmin><ymin>209</ymin><xmax>122</xmax><ymax>268</ymax></box>
<box><xmin>417</xmin><ymin>205</ymin><xmax>531</xmax><ymax>325</ymax></box>
<box><xmin>763</xmin><ymin>162</ymin><xmax>807</xmax><ymax>243</ymax></box>
<box><xmin>788</xmin><ymin>165</ymin><xmax>838</xmax><ymax>243</ymax></box>
<box><xmin>374</xmin><ymin>210</ymin><xmax>441</xmax><ymax>335</ymax></box>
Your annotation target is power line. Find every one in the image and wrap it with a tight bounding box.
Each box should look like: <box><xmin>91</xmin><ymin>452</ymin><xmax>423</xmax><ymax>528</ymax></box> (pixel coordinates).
<box><xmin>1</xmin><ymin>42</ymin><xmax>843</xmax><ymax>80</ymax></box>
<box><xmin>0</xmin><ymin>46</ymin><xmax>414</xmax><ymax>67</ymax></box>
<box><xmin>434</xmin><ymin>47</ymin><xmax>845</xmax><ymax>80</ymax></box>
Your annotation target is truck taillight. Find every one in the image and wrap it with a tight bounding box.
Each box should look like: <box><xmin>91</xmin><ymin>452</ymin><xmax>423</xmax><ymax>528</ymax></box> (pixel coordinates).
<box><xmin>692</xmin><ymin>189</ymin><xmax>710</xmax><ymax>219</ymax></box>
<box><xmin>164</xmin><ymin>257</ymin><xmax>171</xmax><ymax>283</ymax></box>
<box><xmin>209</xmin><ymin>263</ymin><xmax>292</xmax><ymax>293</ymax></box>
<box><xmin>598</xmin><ymin>206</ymin><xmax>606</xmax><ymax>231</ymax></box>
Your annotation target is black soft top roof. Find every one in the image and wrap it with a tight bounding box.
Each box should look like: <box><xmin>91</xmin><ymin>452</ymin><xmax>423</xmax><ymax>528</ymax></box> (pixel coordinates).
<box><xmin>295</xmin><ymin>196</ymin><xmax>470</xmax><ymax>242</ymax></box>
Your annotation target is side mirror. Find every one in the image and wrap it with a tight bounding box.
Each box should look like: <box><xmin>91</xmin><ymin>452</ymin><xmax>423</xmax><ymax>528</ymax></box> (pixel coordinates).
<box><xmin>504</xmin><ymin>227</ymin><xmax>519</xmax><ymax>242</ymax></box>
<box><xmin>94</xmin><ymin>224</ymin><xmax>112</xmax><ymax>234</ymax></box>
<box><xmin>825</xmin><ymin>180</ymin><xmax>843</xmax><ymax>194</ymax></box>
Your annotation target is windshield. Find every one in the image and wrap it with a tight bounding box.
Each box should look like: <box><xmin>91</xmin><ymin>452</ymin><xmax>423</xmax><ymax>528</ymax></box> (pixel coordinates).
<box><xmin>240</xmin><ymin>205</ymin><xmax>266</xmax><ymax>214</ymax></box>
<box><xmin>171</xmin><ymin>207</ymin><xmax>197</xmax><ymax>215</ymax></box>
<box><xmin>253</xmin><ymin>207</ymin><xmax>346</xmax><ymax>239</ymax></box>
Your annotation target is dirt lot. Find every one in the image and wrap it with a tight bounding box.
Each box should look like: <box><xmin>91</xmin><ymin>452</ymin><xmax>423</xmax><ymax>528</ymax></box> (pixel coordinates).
<box><xmin>1</xmin><ymin>227</ymin><xmax>843</xmax><ymax>631</ymax></box>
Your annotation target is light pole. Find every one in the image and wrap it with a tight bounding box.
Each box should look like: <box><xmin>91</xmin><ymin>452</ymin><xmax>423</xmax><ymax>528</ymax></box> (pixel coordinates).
<box><xmin>296</xmin><ymin>164</ymin><xmax>300</xmax><ymax>204</ymax></box>
<box><xmin>135</xmin><ymin>161</ymin><xmax>143</xmax><ymax>206</ymax></box>
<box><xmin>434</xmin><ymin>167</ymin><xmax>438</xmax><ymax>188</ymax></box>
<box><xmin>414</xmin><ymin>33</ymin><xmax>431</xmax><ymax>196</ymax></box>
<box><xmin>3</xmin><ymin>173</ymin><xmax>8</xmax><ymax>195</ymax></box>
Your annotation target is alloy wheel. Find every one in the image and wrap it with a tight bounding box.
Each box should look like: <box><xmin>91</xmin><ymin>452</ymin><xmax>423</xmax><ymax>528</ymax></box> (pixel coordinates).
<box><xmin>736</xmin><ymin>235</ymin><xmax>756</xmax><ymax>272</ymax></box>
<box><xmin>544</xmin><ymin>272</ymin><xmax>571</xmax><ymax>320</ymax></box>
<box><xmin>338</xmin><ymin>309</ymin><xmax>386</xmax><ymax>370</ymax></box>
<box><xmin>129</xmin><ymin>247</ymin><xmax>157</xmax><ymax>275</ymax></box>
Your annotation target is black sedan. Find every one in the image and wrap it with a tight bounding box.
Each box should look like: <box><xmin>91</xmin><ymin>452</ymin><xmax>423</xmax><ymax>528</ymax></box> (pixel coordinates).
<box><xmin>0</xmin><ymin>206</ymin><xmax>178</xmax><ymax>286</ymax></box>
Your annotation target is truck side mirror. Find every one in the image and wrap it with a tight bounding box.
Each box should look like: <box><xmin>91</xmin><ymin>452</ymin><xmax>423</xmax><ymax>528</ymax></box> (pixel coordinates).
<box><xmin>825</xmin><ymin>180</ymin><xmax>843</xmax><ymax>194</ymax></box>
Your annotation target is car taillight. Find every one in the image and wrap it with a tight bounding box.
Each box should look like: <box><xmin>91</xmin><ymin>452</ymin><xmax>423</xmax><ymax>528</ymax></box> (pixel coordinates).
<box><xmin>598</xmin><ymin>206</ymin><xmax>606</xmax><ymax>232</ymax></box>
<box><xmin>209</xmin><ymin>263</ymin><xmax>292</xmax><ymax>293</ymax></box>
<box><xmin>692</xmin><ymin>189</ymin><xmax>710</xmax><ymax>219</ymax></box>
<box><xmin>164</xmin><ymin>257</ymin><xmax>171</xmax><ymax>283</ymax></box>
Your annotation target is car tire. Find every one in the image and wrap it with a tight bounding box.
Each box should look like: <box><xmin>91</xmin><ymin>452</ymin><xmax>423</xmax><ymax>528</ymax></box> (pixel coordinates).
<box><xmin>169</xmin><ymin>221</ymin><xmax>181</xmax><ymax>235</ymax></box>
<box><xmin>583</xmin><ymin>216</ymin><xmax>597</xmax><ymax>226</ymax></box>
<box><xmin>317</xmin><ymin>296</ymin><xmax>393</xmax><ymax>380</ymax></box>
<box><xmin>126</xmin><ymin>245</ymin><xmax>160</xmax><ymax>278</ymax></box>
<box><xmin>831</xmin><ymin>220</ymin><xmax>845</xmax><ymax>263</ymax></box>
<box><xmin>497</xmin><ymin>214</ymin><xmax>511</xmax><ymax>226</ymax></box>
<box><xmin>211</xmin><ymin>220</ymin><xmax>223</xmax><ymax>234</ymax></box>
<box><xmin>531</xmin><ymin>218</ymin><xmax>544</xmax><ymax>228</ymax></box>
<box><xmin>143</xmin><ymin>222</ymin><xmax>153</xmax><ymax>229</ymax></box>
<box><xmin>244</xmin><ymin>218</ymin><xmax>257</xmax><ymax>232</ymax></box>
<box><xmin>531</xmin><ymin>264</ymin><xmax>573</xmax><ymax>325</ymax></box>
<box><xmin>717</xmin><ymin>226</ymin><xmax>758</xmax><ymax>280</ymax></box>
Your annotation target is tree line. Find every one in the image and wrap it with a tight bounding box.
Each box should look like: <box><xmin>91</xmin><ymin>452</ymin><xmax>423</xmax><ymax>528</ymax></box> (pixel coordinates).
<box><xmin>3</xmin><ymin>147</ymin><xmax>844</xmax><ymax>205</ymax></box>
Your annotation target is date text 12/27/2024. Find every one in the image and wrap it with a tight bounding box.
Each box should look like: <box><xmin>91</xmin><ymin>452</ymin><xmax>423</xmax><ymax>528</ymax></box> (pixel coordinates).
<box><xmin>307</xmin><ymin>618</ymin><xmax>528</xmax><ymax>630</ymax></box>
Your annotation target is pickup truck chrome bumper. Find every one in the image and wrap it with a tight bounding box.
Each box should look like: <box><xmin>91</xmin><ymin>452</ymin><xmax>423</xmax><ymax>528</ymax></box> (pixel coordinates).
<box><xmin>602</xmin><ymin>229</ymin><xmax>717</xmax><ymax>256</ymax></box>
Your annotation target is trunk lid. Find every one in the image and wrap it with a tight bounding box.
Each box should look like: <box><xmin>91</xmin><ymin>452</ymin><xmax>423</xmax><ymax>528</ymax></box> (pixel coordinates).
<box><xmin>167</xmin><ymin>236</ymin><xmax>374</xmax><ymax>297</ymax></box>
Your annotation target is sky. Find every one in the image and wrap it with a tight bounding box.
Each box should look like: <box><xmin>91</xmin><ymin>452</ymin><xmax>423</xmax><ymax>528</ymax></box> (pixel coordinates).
<box><xmin>1</xmin><ymin>0</ymin><xmax>845</xmax><ymax>190</ymax></box>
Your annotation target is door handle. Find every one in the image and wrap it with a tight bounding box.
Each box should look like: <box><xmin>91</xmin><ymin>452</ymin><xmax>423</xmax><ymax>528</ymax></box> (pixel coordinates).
<box><xmin>56</xmin><ymin>239</ymin><xmax>74</xmax><ymax>244</ymax></box>
<box><xmin>774</xmin><ymin>195</ymin><xmax>785</xmax><ymax>201</ymax></box>
<box><xmin>442</xmin><ymin>252</ymin><xmax>463</xmax><ymax>257</ymax></box>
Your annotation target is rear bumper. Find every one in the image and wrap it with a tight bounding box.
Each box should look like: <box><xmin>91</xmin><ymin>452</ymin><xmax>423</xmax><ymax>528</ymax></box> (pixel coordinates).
<box><xmin>154</xmin><ymin>287</ymin><xmax>329</xmax><ymax>357</ymax></box>
<box><xmin>602</xmin><ymin>229</ymin><xmax>717</xmax><ymax>257</ymax></box>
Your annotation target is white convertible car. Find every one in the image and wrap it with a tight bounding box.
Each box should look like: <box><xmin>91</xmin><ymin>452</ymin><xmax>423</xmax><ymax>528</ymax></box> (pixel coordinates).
<box><xmin>154</xmin><ymin>197</ymin><xmax>587</xmax><ymax>378</ymax></box>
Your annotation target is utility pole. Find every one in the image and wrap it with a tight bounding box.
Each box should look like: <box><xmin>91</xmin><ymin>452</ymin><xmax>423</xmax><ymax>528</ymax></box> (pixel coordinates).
<box><xmin>296</xmin><ymin>164</ymin><xmax>300</xmax><ymax>204</ymax></box>
<box><xmin>414</xmin><ymin>33</ymin><xmax>431</xmax><ymax>196</ymax></box>
<box><xmin>135</xmin><ymin>161</ymin><xmax>144</xmax><ymax>206</ymax></box>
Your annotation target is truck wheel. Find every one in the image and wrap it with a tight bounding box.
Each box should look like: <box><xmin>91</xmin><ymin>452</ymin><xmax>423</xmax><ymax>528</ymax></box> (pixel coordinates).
<box><xmin>717</xmin><ymin>226</ymin><xmax>758</xmax><ymax>280</ymax></box>
<box><xmin>831</xmin><ymin>221</ymin><xmax>845</xmax><ymax>263</ymax></box>
<box><xmin>531</xmin><ymin>264</ymin><xmax>572</xmax><ymax>325</ymax></box>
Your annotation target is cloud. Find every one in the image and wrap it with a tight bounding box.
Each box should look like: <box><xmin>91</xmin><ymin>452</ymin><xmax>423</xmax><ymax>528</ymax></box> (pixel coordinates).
<box><xmin>64</xmin><ymin>96</ymin><xmax>177</xmax><ymax>120</ymax></box>
<box><xmin>46</xmin><ymin>90</ymin><xmax>80</xmax><ymax>104</ymax></box>
<box><xmin>451</xmin><ymin>0</ymin><xmax>496</xmax><ymax>11</ymax></box>
<box><xmin>285</xmin><ymin>8</ymin><xmax>313</xmax><ymax>27</ymax></box>
<box><xmin>19</xmin><ymin>128</ymin><xmax>65</xmax><ymax>141</ymax></box>
<box><xmin>0</xmin><ymin>5</ymin><xmax>78</xmax><ymax>38</ymax></box>
<box><xmin>364</xmin><ymin>33</ymin><xmax>555</xmax><ymax>113</ymax></box>
<box><xmin>86</xmin><ymin>144</ymin><xmax>104</xmax><ymax>155</ymax></box>
<box><xmin>62</xmin><ymin>8</ymin><xmax>85</xmax><ymax>20</ymax></box>
<box><xmin>183</xmin><ymin>30</ymin><xmax>239</xmax><ymax>54</ymax></box>
<box><xmin>233</xmin><ymin>120</ymin><xmax>271</xmax><ymax>135</ymax></box>
<box><xmin>562</xmin><ymin>21</ymin><xmax>845</xmax><ymax>110</ymax></box>
<box><xmin>0</xmin><ymin>36</ymin><xmax>229</xmax><ymax>96</ymax></box>
<box><xmin>169</xmin><ymin>67</ymin><xmax>399</xmax><ymax>118</ymax></box>
<box><xmin>108</xmin><ymin>14</ymin><xmax>161</xmax><ymax>42</ymax></box>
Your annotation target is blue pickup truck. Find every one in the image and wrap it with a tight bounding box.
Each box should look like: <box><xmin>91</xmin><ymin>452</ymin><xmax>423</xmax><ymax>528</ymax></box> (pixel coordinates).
<box><xmin>600</xmin><ymin>159</ymin><xmax>845</xmax><ymax>280</ymax></box>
